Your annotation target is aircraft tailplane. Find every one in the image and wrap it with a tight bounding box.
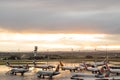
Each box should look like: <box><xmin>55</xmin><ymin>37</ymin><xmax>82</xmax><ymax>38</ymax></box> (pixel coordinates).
<box><xmin>83</xmin><ymin>62</ymin><xmax>87</xmax><ymax>70</ymax></box>
<box><xmin>55</xmin><ymin>64</ymin><xmax>60</xmax><ymax>72</ymax></box>
<box><xmin>105</xmin><ymin>63</ymin><xmax>110</xmax><ymax>71</ymax></box>
<box><xmin>33</xmin><ymin>61</ymin><xmax>37</xmax><ymax>66</ymax></box>
<box><xmin>25</xmin><ymin>64</ymin><xmax>29</xmax><ymax>69</ymax></box>
<box><xmin>6</xmin><ymin>61</ymin><xmax>11</xmax><ymax>66</ymax></box>
<box><xmin>100</xmin><ymin>67</ymin><xmax>105</xmax><ymax>73</ymax></box>
<box><xmin>59</xmin><ymin>61</ymin><xmax>64</xmax><ymax>66</ymax></box>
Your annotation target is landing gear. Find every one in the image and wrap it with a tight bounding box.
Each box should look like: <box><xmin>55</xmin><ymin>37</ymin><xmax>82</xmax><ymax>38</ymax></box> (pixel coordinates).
<box><xmin>21</xmin><ymin>72</ymin><xmax>24</xmax><ymax>76</ymax></box>
<box><xmin>43</xmin><ymin>75</ymin><xmax>45</xmax><ymax>78</ymax></box>
<box><xmin>37</xmin><ymin>74</ymin><xmax>42</xmax><ymax>78</ymax></box>
<box><xmin>70</xmin><ymin>69</ymin><xmax>76</xmax><ymax>72</ymax></box>
<box><xmin>92</xmin><ymin>71</ymin><xmax>97</xmax><ymax>74</ymax></box>
<box><xmin>116</xmin><ymin>73</ymin><xmax>119</xmax><ymax>76</ymax></box>
<box><xmin>70</xmin><ymin>69</ymin><xmax>74</xmax><ymax>72</ymax></box>
<box><xmin>37</xmin><ymin>75</ymin><xmax>45</xmax><ymax>79</ymax></box>
<box><xmin>62</xmin><ymin>68</ymin><xmax>65</xmax><ymax>71</ymax></box>
<box><xmin>73</xmin><ymin>69</ymin><xmax>76</xmax><ymax>72</ymax></box>
<box><xmin>49</xmin><ymin>75</ymin><xmax>52</xmax><ymax>79</ymax></box>
<box><xmin>92</xmin><ymin>71</ymin><xmax>94</xmax><ymax>74</ymax></box>
<box><xmin>95</xmin><ymin>71</ymin><xmax>97</xmax><ymax>74</ymax></box>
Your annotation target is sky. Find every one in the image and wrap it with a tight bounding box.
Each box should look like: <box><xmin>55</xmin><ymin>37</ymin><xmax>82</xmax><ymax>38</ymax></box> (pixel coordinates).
<box><xmin>0</xmin><ymin>0</ymin><xmax>120</xmax><ymax>51</ymax></box>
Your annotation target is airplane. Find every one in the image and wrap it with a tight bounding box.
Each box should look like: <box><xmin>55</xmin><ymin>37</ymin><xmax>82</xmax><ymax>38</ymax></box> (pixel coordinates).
<box><xmin>71</xmin><ymin>70</ymin><xmax>110</xmax><ymax>79</ymax></box>
<box><xmin>59</xmin><ymin>61</ymin><xmax>79</xmax><ymax>72</ymax></box>
<box><xmin>83</xmin><ymin>62</ymin><xmax>104</xmax><ymax>74</ymax></box>
<box><xmin>9</xmin><ymin>64</ymin><xmax>29</xmax><ymax>76</ymax></box>
<box><xmin>6</xmin><ymin>61</ymin><xmax>32</xmax><ymax>68</ymax></box>
<box><xmin>94</xmin><ymin>58</ymin><xmax>109</xmax><ymax>66</ymax></box>
<box><xmin>80</xmin><ymin>57</ymin><xmax>108</xmax><ymax>67</ymax></box>
<box><xmin>109</xmin><ymin>66</ymin><xmax>120</xmax><ymax>69</ymax></box>
<box><xmin>33</xmin><ymin>61</ymin><xmax>55</xmax><ymax>70</ymax></box>
<box><xmin>103</xmin><ymin>65</ymin><xmax>120</xmax><ymax>70</ymax></box>
<box><xmin>80</xmin><ymin>62</ymin><xmax>94</xmax><ymax>67</ymax></box>
<box><xmin>104</xmin><ymin>63</ymin><xmax>120</xmax><ymax>75</ymax></box>
<box><xmin>36</xmin><ymin>64</ymin><xmax>60</xmax><ymax>79</ymax></box>
<box><xmin>80</xmin><ymin>60</ymin><xmax>107</xmax><ymax>68</ymax></box>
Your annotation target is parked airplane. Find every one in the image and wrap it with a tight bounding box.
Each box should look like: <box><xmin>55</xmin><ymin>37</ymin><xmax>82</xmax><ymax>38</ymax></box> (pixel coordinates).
<box><xmin>36</xmin><ymin>64</ymin><xmax>60</xmax><ymax>79</ymax></box>
<box><xmin>9</xmin><ymin>64</ymin><xmax>29</xmax><ymax>76</ymax></box>
<box><xmin>80</xmin><ymin>62</ymin><xmax>94</xmax><ymax>67</ymax></box>
<box><xmin>33</xmin><ymin>61</ymin><xmax>55</xmax><ymax>70</ymax></box>
<box><xmin>59</xmin><ymin>61</ymin><xmax>79</xmax><ymax>72</ymax></box>
<box><xmin>71</xmin><ymin>70</ymin><xmax>110</xmax><ymax>79</ymax></box>
<box><xmin>105</xmin><ymin>63</ymin><xmax>120</xmax><ymax>75</ymax></box>
<box><xmin>103</xmin><ymin>65</ymin><xmax>120</xmax><ymax>70</ymax></box>
<box><xmin>94</xmin><ymin>58</ymin><xmax>108</xmax><ymax>66</ymax></box>
<box><xmin>6</xmin><ymin>61</ymin><xmax>32</xmax><ymax>68</ymax></box>
<box><xmin>80</xmin><ymin>58</ymin><xmax>108</xmax><ymax>67</ymax></box>
<box><xmin>109</xmin><ymin>66</ymin><xmax>120</xmax><ymax>69</ymax></box>
<box><xmin>83</xmin><ymin>62</ymin><xmax>104</xmax><ymax>74</ymax></box>
<box><xmin>6</xmin><ymin>61</ymin><xmax>27</xmax><ymax>68</ymax></box>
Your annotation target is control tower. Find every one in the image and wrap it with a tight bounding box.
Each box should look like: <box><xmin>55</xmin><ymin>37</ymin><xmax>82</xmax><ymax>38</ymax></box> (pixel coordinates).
<box><xmin>33</xmin><ymin>46</ymin><xmax>38</xmax><ymax>59</ymax></box>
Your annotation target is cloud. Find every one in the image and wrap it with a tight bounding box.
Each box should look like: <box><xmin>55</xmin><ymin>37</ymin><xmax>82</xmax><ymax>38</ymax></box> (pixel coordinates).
<box><xmin>0</xmin><ymin>0</ymin><xmax>120</xmax><ymax>34</ymax></box>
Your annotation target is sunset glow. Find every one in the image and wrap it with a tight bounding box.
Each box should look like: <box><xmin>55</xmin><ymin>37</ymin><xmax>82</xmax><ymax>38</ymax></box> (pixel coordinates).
<box><xmin>0</xmin><ymin>32</ymin><xmax>120</xmax><ymax>51</ymax></box>
<box><xmin>0</xmin><ymin>33</ymin><xmax>104</xmax><ymax>41</ymax></box>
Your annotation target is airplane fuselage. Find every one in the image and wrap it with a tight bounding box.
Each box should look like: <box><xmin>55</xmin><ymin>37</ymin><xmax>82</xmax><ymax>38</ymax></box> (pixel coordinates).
<box><xmin>61</xmin><ymin>66</ymin><xmax>78</xmax><ymax>72</ymax></box>
<box><xmin>36</xmin><ymin>71</ymin><xmax>60</xmax><ymax>79</ymax></box>
<box><xmin>110</xmin><ymin>69</ymin><xmax>120</xmax><ymax>75</ymax></box>
<box><xmin>71</xmin><ymin>73</ymin><xmax>104</xmax><ymax>79</ymax></box>
<box><xmin>34</xmin><ymin>64</ymin><xmax>55</xmax><ymax>70</ymax></box>
<box><xmin>10</xmin><ymin>68</ymin><xmax>29</xmax><ymax>76</ymax></box>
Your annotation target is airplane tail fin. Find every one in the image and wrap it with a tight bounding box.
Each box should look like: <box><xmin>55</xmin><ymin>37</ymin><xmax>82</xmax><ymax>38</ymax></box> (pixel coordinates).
<box><xmin>104</xmin><ymin>55</ymin><xmax>109</xmax><ymax>64</ymax></box>
<box><xmin>55</xmin><ymin>64</ymin><xmax>60</xmax><ymax>72</ymax></box>
<box><xmin>100</xmin><ymin>67</ymin><xmax>105</xmax><ymax>74</ymax></box>
<box><xmin>83</xmin><ymin>62</ymin><xmax>87</xmax><ymax>70</ymax></box>
<box><xmin>33</xmin><ymin>61</ymin><xmax>37</xmax><ymax>66</ymax></box>
<box><xmin>105</xmin><ymin>62</ymin><xmax>110</xmax><ymax>71</ymax></box>
<box><xmin>59</xmin><ymin>61</ymin><xmax>64</xmax><ymax>66</ymax></box>
<box><xmin>25</xmin><ymin>64</ymin><xmax>29</xmax><ymax>69</ymax></box>
<box><xmin>6</xmin><ymin>61</ymin><xmax>11</xmax><ymax>66</ymax></box>
<box><xmin>105</xmin><ymin>70</ymin><xmax>110</xmax><ymax>77</ymax></box>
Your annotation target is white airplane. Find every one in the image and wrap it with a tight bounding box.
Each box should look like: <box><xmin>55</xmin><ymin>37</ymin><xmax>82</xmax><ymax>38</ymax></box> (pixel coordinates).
<box><xmin>59</xmin><ymin>61</ymin><xmax>78</xmax><ymax>72</ymax></box>
<box><xmin>94</xmin><ymin>61</ymin><xmax>105</xmax><ymax>66</ymax></box>
<box><xmin>33</xmin><ymin>61</ymin><xmax>55</xmax><ymax>70</ymax></box>
<box><xmin>80</xmin><ymin>61</ymin><xmax>107</xmax><ymax>68</ymax></box>
<box><xmin>80</xmin><ymin>58</ymin><xmax>108</xmax><ymax>67</ymax></box>
<box><xmin>94</xmin><ymin>58</ymin><xmax>109</xmax><ymax>66</ymax></box>
<box><xmin>9</xmin><ymin>64</ymin><xmax>29</xmax><ymax>76</ymax></box>
<box><xmin>83</xmin><ymin>62</ymin><xmax>104</xmax><ymax>74</ymax></box>
<box><xmin>105</xmin><ymin>63</ymin><xmax>120</xmax><ymax>75</ymax></box>
<box><xmin>80</xmin><ymin>62</ymin><xmax>94</xmax><ymax>67</ymax></box>
<box><xmin>6</xmin><ymin>61</ymin><xmax>31</xmax><ymax>68</ymax></box>
<box><xmin>36</xmin><ymin>64</ymin><xmax>60</xmax><ymax>79</ymax></box>
<box><xmin>71</xmin><ymin>70</ymin><xmax>110</xmax><ymax>79</ymax></box>
<box><xmin>109</xmin><ymin>66</ymin><xmax>120</xmax><ymax>69</ymax></box>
